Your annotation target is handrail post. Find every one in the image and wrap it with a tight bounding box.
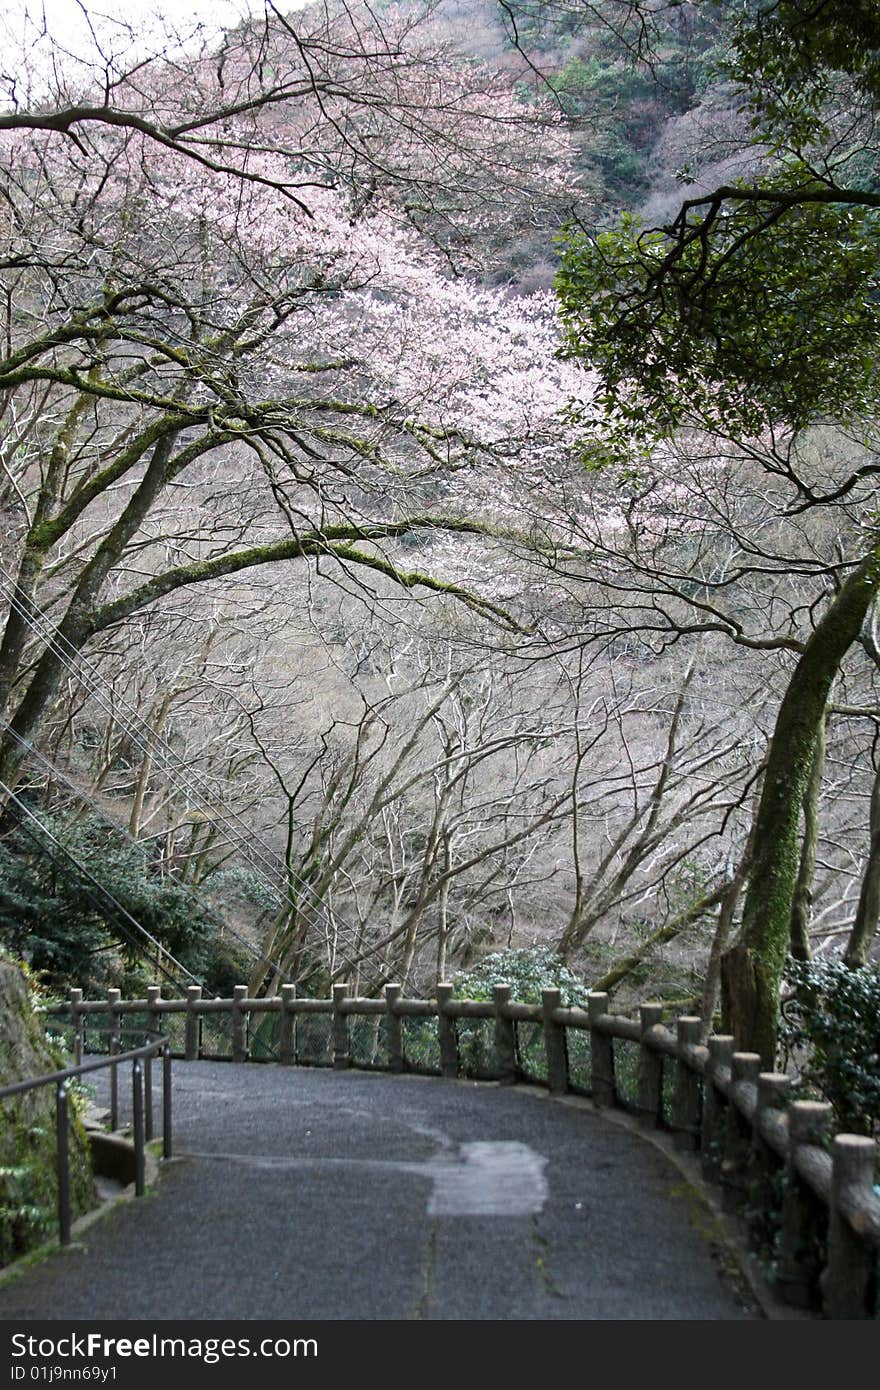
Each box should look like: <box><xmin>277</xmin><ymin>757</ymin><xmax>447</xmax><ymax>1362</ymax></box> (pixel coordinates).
<box><xmin>542</xmin><ymin>988</ymin><xmax>568</xmax><ymax>1096</ymax></box>
<box><xmin>720</xmin><ymin>1051</ymin><xmax>760</xmax><ymax>1214</ymax></box>
<box><xmin>332</xmin><ymin>984</ymin><xmax>350</xmax><ymax>1069</ymax></box>
<box><xmin>776</xmin><ymin>1100</ymin><xmax>832</xmax><ymax>1308</ymax></box>
<box><xmin>588</xmin><ymin>992</ymin><xmax>613</xmax><ymax>1107</ymax></box>
<box><xmin>823</xmin><ymin>1135</ymin><xmax>877</xmax><ymax>1318</ymax></box>
<box><xmin>69</xmin><ymin>987</ymin><xmax>83</xmax><ymax>1066</ymax></box>
<box><xmin>132</xmin><ymin>1059</ymin><xmax>146</xmax><ymax>1197</ymax></box>
<box><xmin>107</xmin><ymin>988</ymin><xmax>121</xmax><ymax>1131</ymax></box>
<box><xmin>385</xmin><ymin>984</ymin><xmax>403</xmax><ymax>1073</ymax></box>
<box><xmin>55</xmin><ymin>1082</ymin><xmax>71</xmax><ymax>1246</ymax></box>
<box><xmin>637</xmin><ymin>1002</ymin><xmax>665</xmax><ymax>1128</ymax></box>
<box><xmin>280</xmin><ymin>984</ymin><xmax>296</xmax><ymax>1066</ymax></box>
<box><xmin>145</xmin><ymin>985</ymin><xmax>160</xmax><ymax>1143</ymax></box>
<box><xmin>493</xmin><ymin>985</ymin><xmax>516</xmax><ymax>1084</ymax></box>
<box><xmin>436</xmin><ymin>983</ymin><xmax>458</xmax><ymax>1079</ymax></box>
<box><xmin>701</xmin><ymin>1035</ymin><xmax>733</xmax><ymax>1182</ymax></box>
<box><xmin>232</xmin><ymin>984</ymin><xmax>248</xmax><ymax>1063</ymax></box>
<box><xmin>185</xmin><ymin>985</ymin><xmax>202</xmax><ymax>1061</ymax></box>
<box><xmin>671</xmin><ymin>1016</ymin><xmax>703</xmax><ymax>1150</ymax></box>
<box><xmin>143</xmin><ymin>1048</ymin><xmax>154</xmax><ymax>1143</ymax></box>
<box><xmin>162</xmin><ymin>1044</ymin><xmax>173</xmax><ymax>1161</ymax></box>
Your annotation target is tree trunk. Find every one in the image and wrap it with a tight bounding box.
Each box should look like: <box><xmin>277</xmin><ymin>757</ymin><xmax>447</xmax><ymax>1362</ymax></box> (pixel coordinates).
<box><xmin>845</xmin><ymin>754</ymin><xmax>880</xmax><ymax>966</ymax></box>
<box><xmin>722</xmin><ymin>552</ymin><xmax>880</xmax><ymax>1065</ymax></box>
<box><xmin>788</xmin><ymin>711</ymin><xmax>826</xmax><ymax>960</ymax></box>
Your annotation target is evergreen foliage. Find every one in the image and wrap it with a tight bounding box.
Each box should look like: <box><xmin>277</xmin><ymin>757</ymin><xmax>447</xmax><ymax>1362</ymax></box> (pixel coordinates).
<box><xmin>0</xmin><ymin>809</ymin><xmax>246</xmax><ymax>995</ymax></box>
<box><xmin>782</xmin><ymin>957</ymin><xmax>880</xmax><ymax>1138</ymax></box>
<box><xmin>453</xmin><ymin>945</ymin><xmax>588</xmax><ymax>1004</ymax></box>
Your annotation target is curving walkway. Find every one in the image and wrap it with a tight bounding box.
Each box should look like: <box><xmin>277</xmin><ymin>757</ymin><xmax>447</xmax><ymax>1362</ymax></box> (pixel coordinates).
<box><xmin>0</xmin><ymin>1064</ymin><xmax>760</xmax><ymax>1321</ymax></box>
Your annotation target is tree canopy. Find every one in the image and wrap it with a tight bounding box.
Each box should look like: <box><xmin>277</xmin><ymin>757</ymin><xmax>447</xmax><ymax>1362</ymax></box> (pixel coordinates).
<box><xmin>555</xmin><ymin>0</ymin><xmax>880</xmax><ymax>1059</ymax></box>
<box><xmin>557</xmin><ymin>0</ymin><xmax>880</xmax><ymax>440</ymax></box>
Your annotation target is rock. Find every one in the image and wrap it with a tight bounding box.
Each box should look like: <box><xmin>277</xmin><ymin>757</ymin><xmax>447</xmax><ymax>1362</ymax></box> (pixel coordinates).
<box><xmin>0</xmin><ymin>957</ymin><xmax>97</xmax><ymax>1266</ymax></box>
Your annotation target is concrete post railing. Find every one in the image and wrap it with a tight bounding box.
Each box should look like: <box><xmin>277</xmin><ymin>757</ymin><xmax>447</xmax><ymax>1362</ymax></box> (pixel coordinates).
<box><xmin>637</xmin><ymin>1002</ymin><xmax>665</xmax><ymax>1128</ymax></box>
<box><xmin>232</xmin><ymin>985</ymin><xmax>248</xmax><ymax>1064</ymax></box>
<box><xmin>701</xmin><ymin>1034</ymin><xmax>733</xmax><ymax>1184</ymax></box>
<box><xmin>671</xmin><ymin>1017</ymin><xmax>703</xmax><ymax>1151</ymax></box>
<box><xmin>493</xmin><ymin>985</ymin><xmax>516</xmax><ymax>1085</ymax></box>
<box><xmin>824</xmin><ymin>1136</ymin><xmax>880</xmax><ymax>1318</ymax></box>
<box><xmin>384</xmin><ymin>983</ymin><xmax>403</xmax><ymax>1073</ymax></box>
<box><xmin>332</xmin><ymin>984</ymin><xmax>350</xmax><ymax>1070</ymax></box>
<box><xmin>587</xmin><ymin>992</ymin><xmax>614</xmax><ymax>1108</ymax></box>
<box><xmin>54</xmin><ymin>981</ymin><xmax>880</xmax><ymax>1319</ymax></box>
<box><xmin>69</xmin><ymin>988</ymin><xmax>84</xmax><ymax>1066</ymax></box>
<box><xmin>721</xmin><ymin>1052</ymin><xmax>761</xmax><ymax>1215</ymax></box>
<box><xmin>777</xmin><ymin>1101</ymin><xmax>833</xmax><ymax>1309</ymax></box>
<box><xmin>185</xmin><ymin>985</ymin><xmax>202</xmax><ymax>1061</ymax></box>
<box><xmin>435</xmin><ymin>983</ymin><xmax>458</xmax><ymax>1079</ymax></box>
<box><xmin>542</xmin><ymin>988</ymin><xmax>568</xmax><ymax>1096</ymax></box>
<box><xmin>279</xmin><ymin>984</ymin><xmax>296</xmax><ymax>1066</ymax></box>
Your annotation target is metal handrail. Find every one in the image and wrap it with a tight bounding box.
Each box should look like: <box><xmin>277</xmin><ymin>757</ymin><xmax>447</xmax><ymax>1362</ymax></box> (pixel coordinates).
<box><xmin>1</xmin><ymin>1030</ymin><xmax>172</xmax><ymax>1248</ymax></box>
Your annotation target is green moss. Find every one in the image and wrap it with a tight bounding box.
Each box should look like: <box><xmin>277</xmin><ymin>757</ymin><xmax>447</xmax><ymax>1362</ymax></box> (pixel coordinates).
<box><xmin>0</xmin><ymin>955</ymin><xmax>97</xmax><ymax>1268</ymax></box>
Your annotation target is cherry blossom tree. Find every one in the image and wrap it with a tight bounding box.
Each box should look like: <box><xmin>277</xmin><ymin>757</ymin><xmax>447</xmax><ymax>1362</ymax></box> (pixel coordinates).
<box><xmin>0</xmin><ymin>0</ymin><xmax>585</xmax><ymax>797</ymax></box>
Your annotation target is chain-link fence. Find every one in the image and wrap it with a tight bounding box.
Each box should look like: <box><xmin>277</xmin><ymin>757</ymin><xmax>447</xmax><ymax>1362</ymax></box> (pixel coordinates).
<box><xmin>294</xmin><ymin>1013</ymin><xmax>333</xmax><ymax>1067</ymax></box>
<box><xmin>349</xmin><ymin>1015</ymin><xmax>388</xmax><ymax>1069</ymax></box>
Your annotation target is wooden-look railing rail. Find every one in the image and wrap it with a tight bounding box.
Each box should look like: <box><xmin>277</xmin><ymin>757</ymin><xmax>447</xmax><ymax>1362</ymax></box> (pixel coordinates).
<box><xmin>54</xmin><ymin>981</ymin><xmax>880</xmax><ymax>1319</ymax></box>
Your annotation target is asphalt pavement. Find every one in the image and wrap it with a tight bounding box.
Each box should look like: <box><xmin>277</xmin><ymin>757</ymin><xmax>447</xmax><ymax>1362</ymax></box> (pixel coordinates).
<box><xmin>0</xmin><ymin>1063</ymin><xmax>760</xmax><ymax>1320</ymax></box>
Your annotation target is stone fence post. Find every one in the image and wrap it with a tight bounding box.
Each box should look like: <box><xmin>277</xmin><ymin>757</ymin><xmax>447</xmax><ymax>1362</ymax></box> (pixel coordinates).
<box><xmin>776</xmin><ymin>1100</ymin><xmax>832</xmax><ymax>1308</ymax></box>
<box><xmin>385</xmin><ymin>984</ymin><xmax>403</xmax><ymax>1073</ymax></box>
<box><xmin>823</xmin><ymin>1135</ymin><xmax>878</xmax><ymax>1318</ymax></box>
<box><xmin>232</xmin><ymin>984</ymin><xmax>248</xmax><ymax>1063</ymax></box>
<box><xmin>333</xmin><ymin>984</ymin><xmax>350</xmax><ymax>1069</ymax></box>
<box><xmin>671</xmin><ymin>1016</ymin><xmax>702</xmax><ymax>1150</ymax></box>
<box><xmin>280</xmin><ymin>984</ymin><xmax>296</xmax><ymax>1065</ymax></box>
<box><xmin>493</xmin><ymin>985</ymin><xmax>516</xmax><ymax>1084</ymax></box>
<box><xmin>720</xmin><ymin>1051</ymin><xmax>760</xmax><ymax>1214</ymax></box>
<box><xmin>185</xmin><ymin>985</ymin><xmax>202</xmax><ymax>1061</ymax></box>
<box><xmin>68</xmin><ymin>987</ymin><xmax>83</xmax><ymax>1066</ymax></box>
<box><xmin>436</xmin><ymin>983</ymin><xmax>458</xmax><ymax>1078</ymax></box>
<box><xmin>542</xmin><ymin>989</ymin><xmax>568</xmax><ymax>1096</ymax></box>
<box><xmin>588</xmin><ymin>992</ymin><xmax>614</xmax><ymax>1107</ymax></box>
<box><xmin>637</xmin><ymin>1002</ymin><xmax>664</xmax><ymax>1128</ymax></box>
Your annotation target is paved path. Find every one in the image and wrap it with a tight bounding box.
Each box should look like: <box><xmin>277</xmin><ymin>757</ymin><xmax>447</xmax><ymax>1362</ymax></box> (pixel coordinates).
<box><xmin>0</xmin><ymin>1064</ymin><xmax>759</xmax><ymax>1321</ymax></box>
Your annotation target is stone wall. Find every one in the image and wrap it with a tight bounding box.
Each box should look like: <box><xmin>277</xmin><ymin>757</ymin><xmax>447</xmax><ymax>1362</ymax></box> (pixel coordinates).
<box><xmin>0</xmin><ymin>957</ymin><xmax>97</xmax><ymax>1266</ymax></box>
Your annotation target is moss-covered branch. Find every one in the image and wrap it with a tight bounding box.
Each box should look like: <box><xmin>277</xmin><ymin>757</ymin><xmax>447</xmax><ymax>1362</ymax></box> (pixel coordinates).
<box><xmin>84</xmin><ymin>518</ymin><xmax>524</xmax><ymax>636</ymax></box>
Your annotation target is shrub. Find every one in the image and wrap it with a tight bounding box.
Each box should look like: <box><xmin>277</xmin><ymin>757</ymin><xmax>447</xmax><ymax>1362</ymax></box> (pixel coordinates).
<box><xmin>452</xmin><ymin>946</ymin><xmax>588</xmax><ymax>1006</ymax></box>
<box><xmin>780</xmin><ymin>957</ymin><xmax>880</xmax><ymax>1137</ymax></box>
<box><xmin>452</xmin><ymin>947</ymin><xmax>590</xmax><ymax>1083</ymax></box>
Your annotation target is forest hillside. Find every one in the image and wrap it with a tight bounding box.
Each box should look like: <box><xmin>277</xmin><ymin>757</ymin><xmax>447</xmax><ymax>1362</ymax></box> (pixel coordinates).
<box><xmin>0</xmin><ymin>0</ymin><xmax>877</xmax><ymax>1111</ymax></box>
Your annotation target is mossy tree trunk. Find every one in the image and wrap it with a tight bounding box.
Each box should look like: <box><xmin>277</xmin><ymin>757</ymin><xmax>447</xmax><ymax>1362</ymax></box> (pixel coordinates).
<box><xmin>721</xmin><ymin>552</ymin><xmax>880</xmax><ymax>1066</ymax></box>
<box><xmin>845</xmin><ymin>752</ymin><xmax>880</xmax><ymax>966</ymax></box>
<box><xmin>787</xmin><ymin>710</ymin><xmax>826</xmax><ymax>961</ymax></box>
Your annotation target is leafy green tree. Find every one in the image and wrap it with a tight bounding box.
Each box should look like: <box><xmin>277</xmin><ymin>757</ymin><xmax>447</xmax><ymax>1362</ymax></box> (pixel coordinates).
<box><xmin>555</xmin><ymin>0</ymin><xmax>880</xmax><ymax>1061</ymax></box>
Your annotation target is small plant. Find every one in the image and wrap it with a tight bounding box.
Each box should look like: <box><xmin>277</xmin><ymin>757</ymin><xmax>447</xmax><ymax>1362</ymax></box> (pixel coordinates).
<box><xmin>0</xmin><ymin>1131</ymin><xmax>55</xmax><ymax>1265</ymax></box>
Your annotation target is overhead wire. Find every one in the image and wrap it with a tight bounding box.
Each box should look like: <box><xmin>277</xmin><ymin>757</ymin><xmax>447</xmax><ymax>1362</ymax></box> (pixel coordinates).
<box><xmin>0</xmin><ymin>778</ymin><xmax>198</xmax><ymax>992</ymax></box>
<box><xmin>0</xmin><ymin>566</ymin><xmax>338</xmax><ymax>936</ymax></box>
<box><xmin>0</xmin><ymin>566</ymin><xmax>398</xmax><ymax>981</ymax></box>
<box><xmin>0</xmin><ymin>718</ymin><xmax>291</xmax><ymax>989</ymax></box>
